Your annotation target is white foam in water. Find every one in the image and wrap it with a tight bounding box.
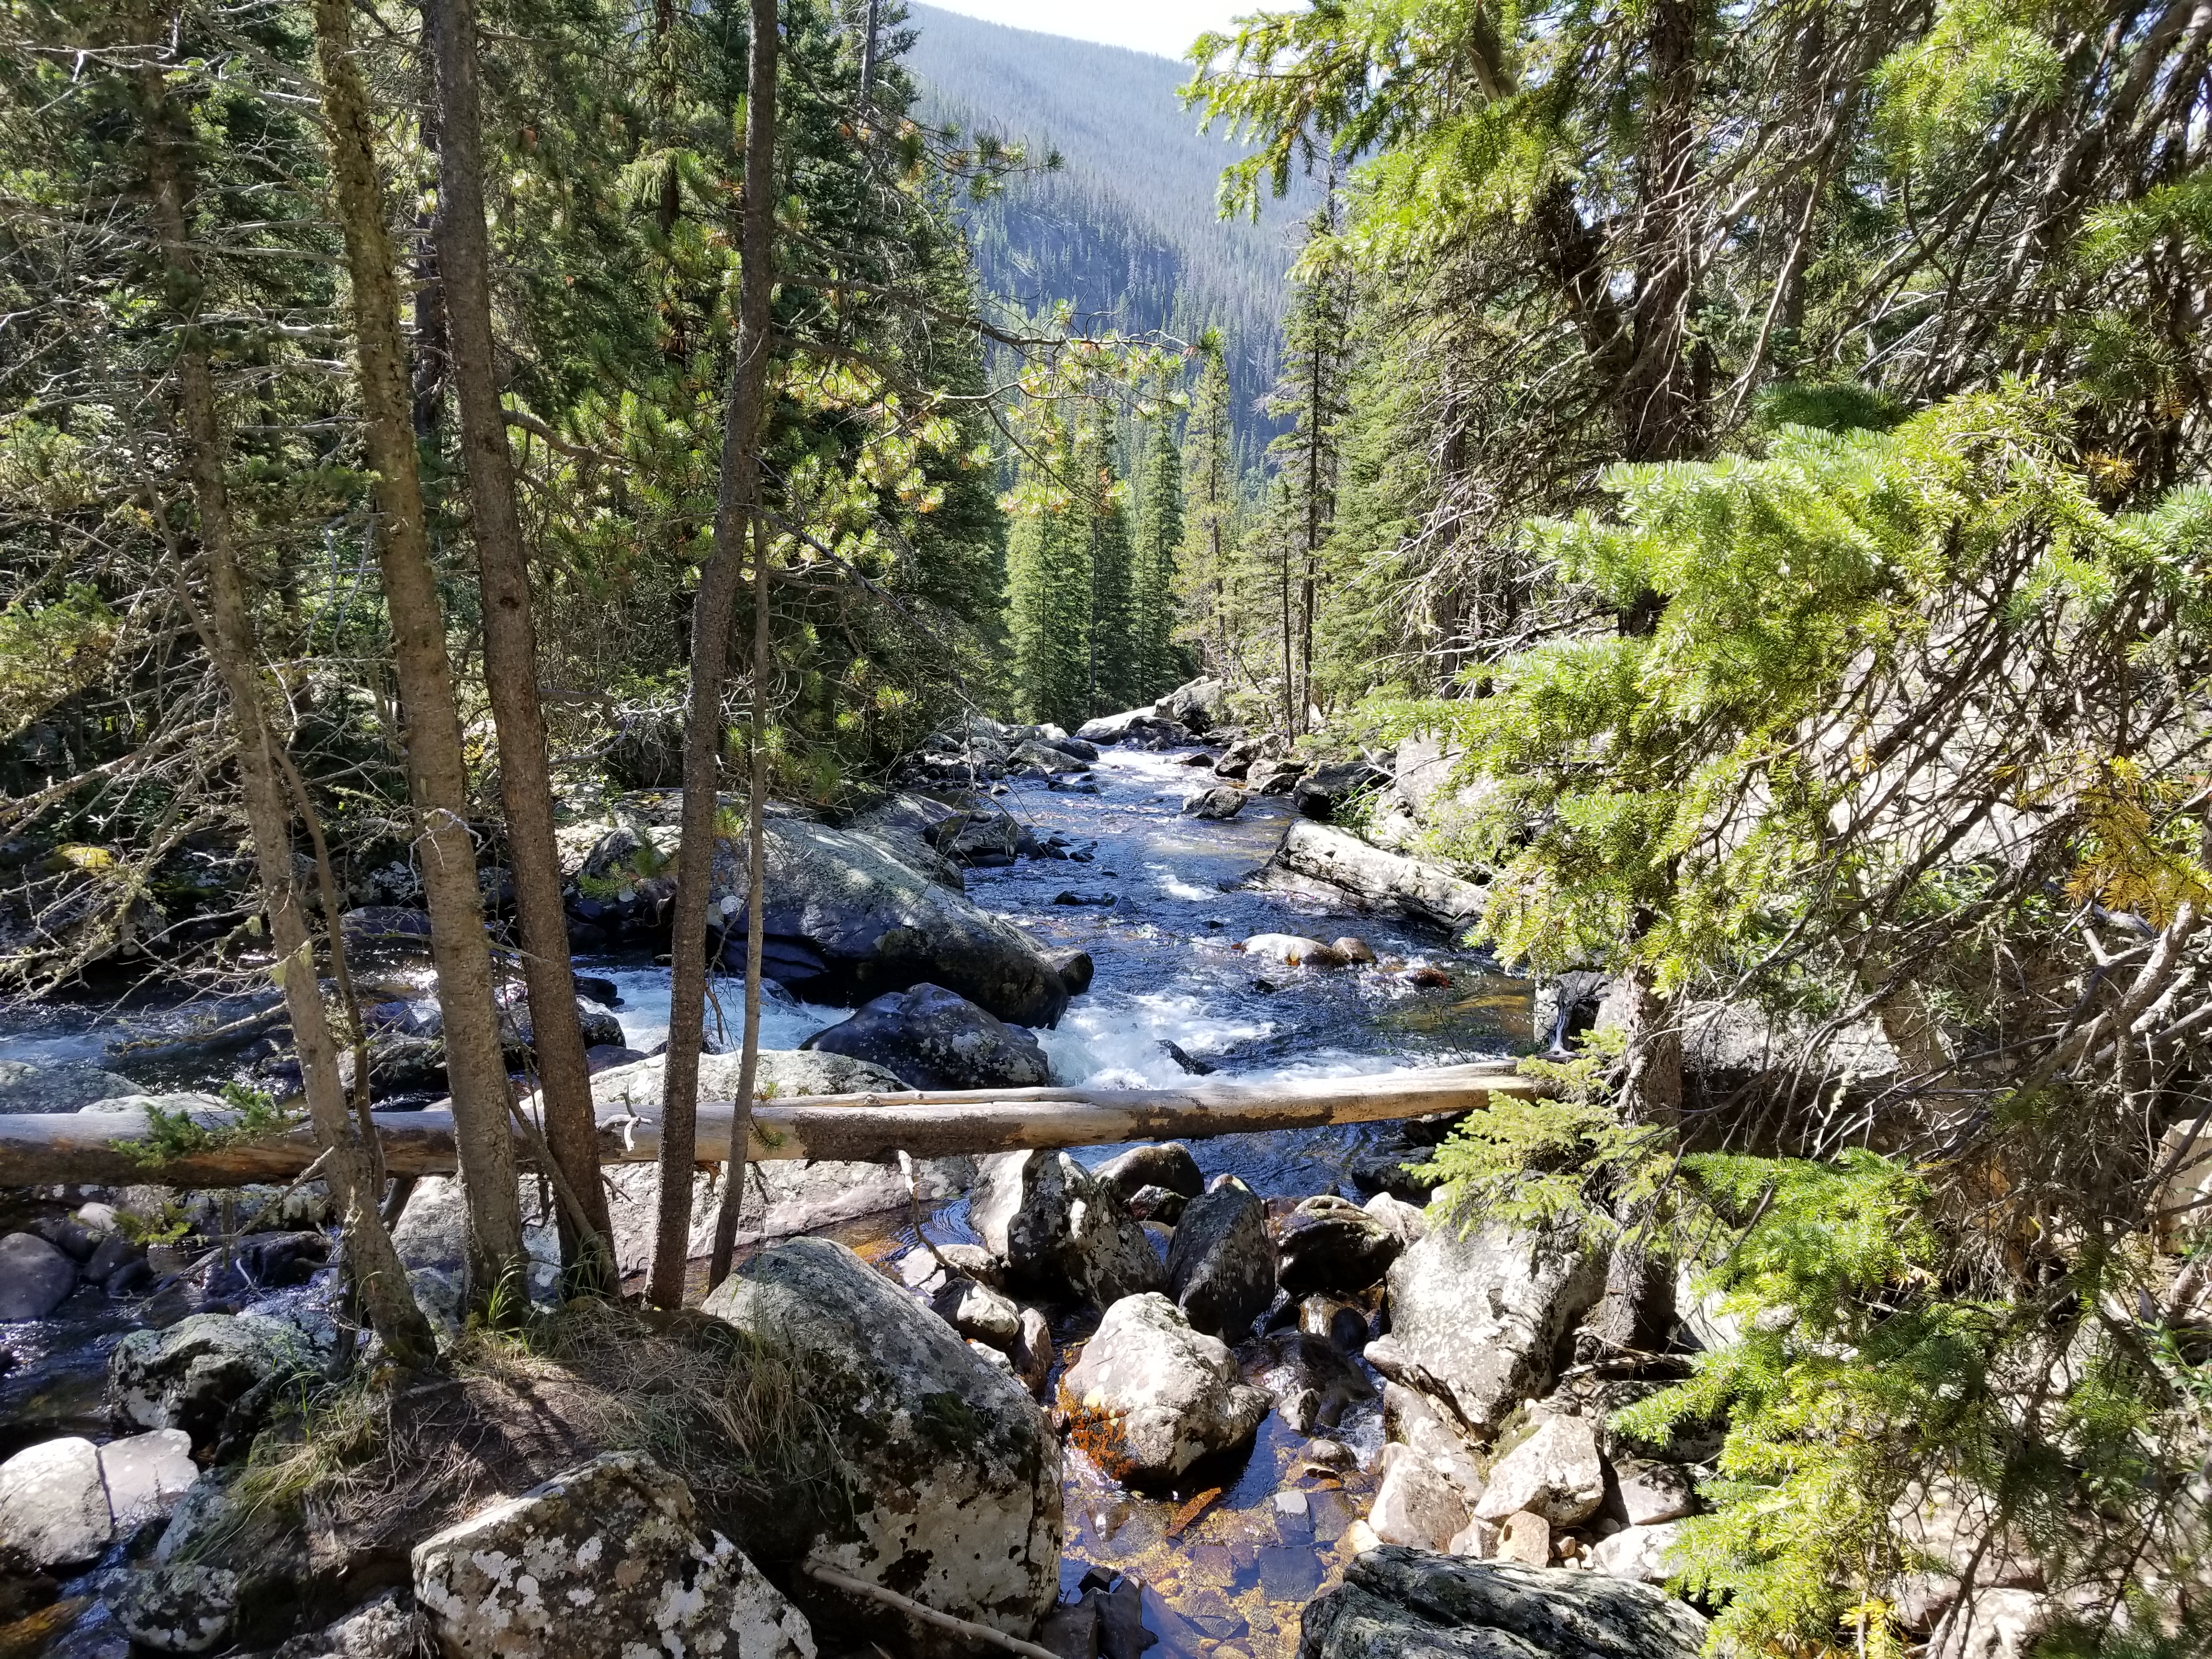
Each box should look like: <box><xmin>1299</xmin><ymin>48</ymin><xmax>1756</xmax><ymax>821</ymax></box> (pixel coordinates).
<box><xmin>1145</xmin><ymin>861</ymin><xmax>1216</xmax><ymax>903</ymax></box>
<box><xmin>582</xmin><ymin>963</ymin><xmax>843</xmax><ymax>1056</ymax></box>
<box><xmin>1036</xmin><ymin>989</ymin><xmax>1276</xmax><ymax>1088</ymax></box>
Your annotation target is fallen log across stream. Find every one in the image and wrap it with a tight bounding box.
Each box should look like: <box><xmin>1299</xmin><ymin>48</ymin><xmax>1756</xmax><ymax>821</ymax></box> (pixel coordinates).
<box><xmin>0</xmin><ymin>1061</ymin><xmax>1535</xmax><ymax>1188</ymax></box>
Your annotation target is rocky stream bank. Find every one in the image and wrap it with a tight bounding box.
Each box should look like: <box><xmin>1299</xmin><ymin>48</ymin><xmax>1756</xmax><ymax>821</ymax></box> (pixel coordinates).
<box><xmin>0</xmin><ymin>685</ymin><xmax>2004</xmax><ymax>1658</ymax></box>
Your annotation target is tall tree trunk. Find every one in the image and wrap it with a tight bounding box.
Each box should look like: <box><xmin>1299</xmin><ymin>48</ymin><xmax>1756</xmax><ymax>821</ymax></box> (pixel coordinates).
<box><xmin>311</xmin><ymin>0</ymin><xmax>527</xmax><ymax>1304</ymax></box>
<box><xmin>650</xmin><ymin>0</ymin><xmax>780</xmax><ymax>1308</ymax></box>
<box><xmin>707</xmin><ymin>504</ymin><xmax>773</xmax><ymax>1288</ymax></box>
<box><xmin>427</xmin><ymin>0</ymin><xmax>614</xmax><ymax>1288</ymax></box>
<box><xmin>132</xmin><ymin>32</ymin><xmax>435</xmax><ymax>1366</ymax></box>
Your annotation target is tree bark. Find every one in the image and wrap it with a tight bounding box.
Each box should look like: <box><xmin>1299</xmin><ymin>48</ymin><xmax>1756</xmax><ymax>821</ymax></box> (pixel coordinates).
<box><xmin>650</xmin><ymin>0</ymin><xmax>780</xmax><ymax>1308</ymax></box>
<box><xmin>426</xmin><ymin>0</ymin><xmax>614</xmax><ymax>1290</ymax></box>
<box><xmin>311</xmin><ymin>0</ymin><xmax>527</xmax><ymax>1305</ymax></box>
<box><xmin>707</xmin><ymin>504</ymin><xmax>773</xmax><ymax>1288</ymax></box>
<box><xmin>0</xmin><ymin>1062</ymin><xmax>1536</xmax><ymax>1187</ymax></box>
<box><xmin>131</xmin><ymin>28</ymin><xmax>435</xmax><ymax>1366</ymax></box>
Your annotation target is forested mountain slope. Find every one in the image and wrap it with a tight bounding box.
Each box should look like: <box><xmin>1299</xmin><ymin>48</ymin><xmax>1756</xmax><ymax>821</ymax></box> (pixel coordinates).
<box><xmin>903</xmin><ymin>3</ymin><xmax>1307</xmax><ymax>420</ymax></box>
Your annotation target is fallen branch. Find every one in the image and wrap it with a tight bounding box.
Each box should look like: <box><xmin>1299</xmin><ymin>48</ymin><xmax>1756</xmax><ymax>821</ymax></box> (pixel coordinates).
<box><xmin>800</xmin><ymin>1558</ymin><xmax>1062</xmax><ymax>1659</ymax></box>
<box><xmin>0</xmin><ymin>1062</ymin><xmax>1533</xmax><ymax>1187</ymax></box>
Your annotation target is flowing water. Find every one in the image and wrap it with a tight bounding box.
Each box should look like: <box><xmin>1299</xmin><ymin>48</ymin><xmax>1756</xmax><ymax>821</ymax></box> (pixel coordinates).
<box><xmin>0</xmin><ymin>745</ymin><xmax>1532</xmax><ymax>1658</ymax></box>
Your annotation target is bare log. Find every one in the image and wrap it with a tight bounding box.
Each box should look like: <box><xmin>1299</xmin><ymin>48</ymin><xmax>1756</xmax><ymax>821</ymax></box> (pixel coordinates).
<box><xmin>0</xmin><ymin>1063</ymin><xmax>1532</xmax><ymax>1189</ymax></box>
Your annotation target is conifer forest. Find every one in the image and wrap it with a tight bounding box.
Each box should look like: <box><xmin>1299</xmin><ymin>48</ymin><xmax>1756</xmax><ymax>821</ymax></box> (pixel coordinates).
<box><xmin>1</xmin><ymin>3</ymin><xmax>2210</xmax><ymax>1658</ymax></box>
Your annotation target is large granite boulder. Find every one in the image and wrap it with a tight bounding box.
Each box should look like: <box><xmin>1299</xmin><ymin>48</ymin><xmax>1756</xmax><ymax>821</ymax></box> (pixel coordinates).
<box><xmin>1057</xmin><ymin>1294</ymin><xmax>1271</xmax><ymax>1484</ymax></box>
<box><xmin>1297</xmin><ymin>1549</ymin><xmax>1709</xmax><ymax>1659</ymax></box>
<box><xmin>1092</xmin><ymin>1143</ymin><xmax>1204</xmax><ymax>1207</ymax></box>
<box><xmin>803</xmin><ymin>983</ymin><xmax>1050</xmax><ymax>1090</ymax></box>
<box><xmin>0</xmin><ymin>1231</ymin><xmax>77</xmax><ymax>1319</ymax></box>
<box><xmin>970</xmin><ymin>1151</ymin><xmax>1164</xmax><ymax>1311</ymax></box>
<box><xmin>0</xmin><ymin>1058</ymin><xmax>142</xmax><ymax>1113</ymax></box>
<box><xmin>1156</xmin><ymin>676</ymin><xmax>1229</xmax><ymax>735</ymax></box>
<box><xmin>412</xmin><ymin>1451</ymin><xmax>814</xmax><ymax>1659</ymax></box>
<box><xmin>567</xmin><ymin>816</ymin><xmax>1069</xmax><ymax>1024</ymax></box>
<box><xmin>99</xmin><ymin>1429</ymin><xmax>198</xmax><ymax>1532</ymax></box>
<box><xmin>1293</xmin><ymin>761</ymin><xmax>1391</xmax><ymax>821</ymax></box>
<box><xmin>1164</xmin><ymin>1176</ymin><xmax>1275</xmax><ymax>1341</ymax></box>
<box><xmin>701</xmin><ymin>1239</ymin><xmax>1059</xmax><ymax>1655</ymax></box>
<box><xmin>1075</xmin><ymin>705</ymin><xmax>1159</xmax><ymax>744</ymax></box>
<box><xmin>730</xmin><ymin>820</ymin><xmax>1069</xmax><ymax>1023</ymax></box>
<box><xmin>1182</xmin><ymin>786</ymin><xmax>1246</xmax><ymax>821</ymax></box>
<box><xmin>1365</xmin><ymin>1224</ymin><xmax>1604</xmax><ymax>1439</ymax></box>
<box><xmin>109</xmin><ymin>1312</ymin><xmax>314</xmax><ymax>1448</ymax></box>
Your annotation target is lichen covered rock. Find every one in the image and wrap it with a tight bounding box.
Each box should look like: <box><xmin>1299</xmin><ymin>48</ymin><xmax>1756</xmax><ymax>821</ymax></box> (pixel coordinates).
<box><xmin>1365</xmin><ymin>1225</ymin><xmax>1603</xmax><ymax>1439</ymax></box>
<box><xmin>411</xmin><ymin>1451</ymin><xmax>813</xmax><ymax>1659</ymax></box>
<box><xmin>1296</xmin><ymin>1548</ymin><xmax>1708</xmax><ymax>1659</ymax></box>
<box><xmin>701</xmin><ymin>1238</ymin><xmax>1060</xmax><ymax>1655</ymax></box>
<box><xmin>109</xmin><ymin>1313</ymin><xmax>312</xmax><ymax>1447</ymax></box>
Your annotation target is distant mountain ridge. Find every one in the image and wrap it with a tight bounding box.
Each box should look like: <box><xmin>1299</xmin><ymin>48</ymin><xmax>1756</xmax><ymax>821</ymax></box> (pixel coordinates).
<box><xmin>901</xmin><ymin>3</ymin><xmax>1311</xmax><ymax>424</ymax></box>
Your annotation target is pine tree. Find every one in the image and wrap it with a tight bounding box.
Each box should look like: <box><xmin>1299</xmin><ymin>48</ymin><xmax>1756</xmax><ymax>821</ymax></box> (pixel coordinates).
<box><xmin>1076</xmin><ymin>407</ymin><xmax>1137</xmax><ymax>716</ymax></box>
<box><xmin>1175</xmin><ymin>331</ymin><xmax>1237</xmax><ymax>681</ymax></box>
<box><xmin>1005</xmin><ymin>414</ymin><xmax>1092</xmax><ymax>726</ymax></box>
<box><xmin>1263</xmin><ymin>187</ymin><xmax>1353</xmax><ymax>732</ymax></box>
<box><xmin>1130</xmin><ymin>412</ymin><xmax>1185</xmax><ymax>699</ymax></box>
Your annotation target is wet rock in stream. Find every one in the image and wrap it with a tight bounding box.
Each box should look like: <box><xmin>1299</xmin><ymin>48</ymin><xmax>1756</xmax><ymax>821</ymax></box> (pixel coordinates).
<box><xmin>1273</xmin><ymin>1195</ymin><xmax>1403</xmax><ymax>1297</ymax></box>
<box><xmin>0</xmin><ymin>1058</ymin><xmax>140</xmax><ymax>1113</ymax></box>
<box><xmin>973</xmin><ymin>1150</ymin><xmax>1164</xmax><ymax>1311</ymax></box>
<box><xmin>1094</xmin><ymin>1143</ymin><xmax>1204</xmax><ymax>1207</ymax></box>
<box><xmin>0</xmin><ymin>1232</ymin><xmax>77</xmax><ymax>1321</ymax></box>
<box><xmin>1163</xmin><ymin>1177</ymin><xmax>1274</xmax><ymax>1341</ymax></box>
<box><xmin>1059</xmin><ymin>1294</ymin><xmax>1270</xmax><ymax>1485</ymax></box>
<box><xmin>801</xmin><ymin>981</ymin><xmax>1051</xmax><ymax>1090</ymax></box>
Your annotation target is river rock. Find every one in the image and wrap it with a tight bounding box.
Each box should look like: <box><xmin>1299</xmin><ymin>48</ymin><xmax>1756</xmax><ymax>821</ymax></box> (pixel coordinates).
<box><xmin>1293</xmin><ymin>761</ymin><xmax>1390</xmax><ymax>821</ymax></box>
<box><xmin>1093</xmin><ymin>1142</ymin><xmax>1203</xmax><ymax>1206</ymax></box>
<box><xmin>99</xmin><ymin>1429</ymin><xmax>198</xmax><ymax>1532</ymax></box>
<box><xmin>1475</xmin><ymin>1414</ymin><xmax>1606</xmax><ymax>1525</ymax></box>
<box><xmin>1248</xmin><ymin>758</ymin><xmax>1308</xmax><ymax>795</ymax></box>
<box><xmin>1297</xmin><ymin>1548</ymin><xmax>1710</xmax><ymax>1659</ymax></box>
<box><xmin>110</xmin><ymin>1312</ymin><xmax>313</xmax><ymax>1447</ymax></box>
<box><xmin>972</xmin><ymin>1150</ymin><xmax>1165</xmax><ymax>1310</ymax></box>
<box><xmin>1276</xmin><ymin>1195</ymin><xmax>1404</xmax><ymax>1295</ymax></box>
<box><xmin>338</xmin><ymin>905</ymin><xmax>435</xmax><ymax>956</ymax></box>
<box><xmin>0</xmin><ymin>1436</ymin><xmax>110</xmax><ymax>1567</ymax></box>
<box><xmin>1614</xmin><ymin>1459</ymin><xmax>1695</xmax><ymax>1526</ymax></box>
<box><xmin>1182</xmin><ymin>786</ymin><xmax>1246</xmax><ymax>820</ymax></box>
<box><xmin>1363</xmin><ymin>1192</ymin><xmax>1429</xmax><ymax>1246</ymax></box>
<box><xmin>1263</xmin><ymin>821</ymin><xmax>1486</xmax><ymax>932</ymax></box>
<box><xmin>802</xmin><ymin>982</ymin><xmax>1050</xmax><ymax>1090</ymax></box>
<box><xmin>1370</xmin><ymin>1443</ymin><xmax>1470</xmax><ymax>1553</ymax></box>
<box><xmin>933</xmin><ymin>1274</ymin><xmax>1024</xmax><ymax>1347</ymax></box>
<box><xmin>1156</xmin><ymin>676</ymin><xmax>1228</xmax><ymax>735</ymax></box>
<box><xmin>1011</xmin><ymin>740</ymin><xmax>1088</xmax><ymax>777</ymax></box>
<box><xmin>1164</xmin><ymin>1176</ymin><xmax>1275</xmax><ymax>1341</ymax></box>
<box><xmin>1012</xmin><ymin>1306</ymin><xmax>1054</xmax><ymax>1396</ymax></box>
<box><xmin>1057</xmin><ymin>1293</ymin><xmax>1270</xmax><ymax>1483</ymax></box>
<box><xmin>1242</xmin><ymin>933</ymin><xmax>1346</xmax><ymax>968</ymax></box>
<box><xmin>0</xmin><ymin>1058</ymin><xmax>140</xmax><ymax>1113</ymax></box>
<box><xmin>412</xmin><ymin>1451</ymin><xmax>814</xmax><ymax>1659</ymax></box>
<box><xmin>1493</xmin><ymin>1511</ymin><xmax>1551</xmax><ymax>1567</ymax></box>
<box><xmin>1364</xmin><ymin>1224</ymin><xmax>1604</xmax><ymax>1438</ymax></box>
<box><xmin>0</xmin><ymin>1231</ymin><xmax>76</xmax><ymax>1319</ymax></box>
<box><xmin>1074</xmin><ymin>706</ymin><xmax>1159</xmax><ymax>744</ymax></box>
<box><xmin>701</xmin><ymin>1238</ymin><xmax>1060</xmax><ymax>1654</ymax></box>
<box><xmin>1043</xmin><ymin>948</ymin><xmax>1094</xmax><ymax>995</ymax></box>
<box><xmin>1589</xmin><ymin>1519</ymin><xmax>1686</xmax><ymax>1584</ymax></box>
<box><xmin>273</xmin><ymin>1592</ymin><xmax>417</xmax><ymax>1659</ymax></box>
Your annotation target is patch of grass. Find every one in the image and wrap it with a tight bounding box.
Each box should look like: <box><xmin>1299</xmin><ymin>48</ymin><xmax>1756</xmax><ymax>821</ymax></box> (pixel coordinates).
<box><xmin>233</xmin><ymin>1298</ymin><xmax>841</xmax><ymax>1553</ymax></box>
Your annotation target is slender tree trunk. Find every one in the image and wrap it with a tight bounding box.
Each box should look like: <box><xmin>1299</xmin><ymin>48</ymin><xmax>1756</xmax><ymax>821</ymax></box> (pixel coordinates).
<box><xmin>707</xmin><ymin>505</ymin><xmax>772</xmax><ymax>1287</ymax></box>
<box><xmin>132</xmin><ymin>36</ymin><xmax>435</xmax><ymax>1366</ymax></box>
<box><xmin>650</xmin><ymin>0</ymin><xmax>780</xmax><ymax>1308</ymax></box>
<box><xmin>427</xmin><ymin>0</ymin><xmax>614</xmax><ymax>1288</ymax></box>
<box><xmin>311</xmin><ymin>0</ymin><xmax>527</xmax><ymax>1304</ymax></box>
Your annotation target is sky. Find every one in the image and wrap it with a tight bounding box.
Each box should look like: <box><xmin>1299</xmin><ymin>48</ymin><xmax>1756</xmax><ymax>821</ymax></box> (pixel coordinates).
<box><xmin>916</xmin><ymin>0</ymin><xmax>1254</xmax><ymax>61</ymax></box>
